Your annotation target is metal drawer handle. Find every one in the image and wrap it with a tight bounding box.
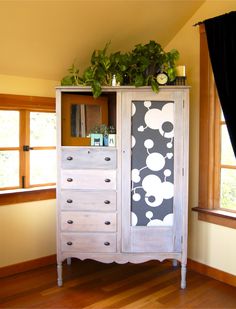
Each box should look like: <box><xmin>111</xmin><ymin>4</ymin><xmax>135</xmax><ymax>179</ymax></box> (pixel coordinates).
<box><xmin>67</xmin><ymin>178</ymin><xmax>73</xmax><ymax>182</ymax></box>
<box><xmin>104</xmin><ymin>200</ymin><xmax>110</xmax><ymax>204</ymax></box>
<box><xmin>105</xmin><ymin>179</ymin><xmax>111</xmax><ymax>183</ymax></box>
<box><xmin>67</xmin><ymin>241</ymin><xmax>73</xmax><ymax>246</ymax></box>
<box><xmin>67</xmin><ymin>220</ymin><xmax>73</xmax><ymax>224</ymax></box>
<box><xmin>104</xmin><ymin>242</ymin><xmax>110</xmax><ymax>246</ymax></box>
<box><xmin>105</xmin><ymin>221</ymin><xmax>111</xmax><ymax>225</ymax></box>
<box><xmin>67</xmin><ymin>199</ymin><xmax>73</xmax><ymax>203</ymax></box>
<box><xmin>67</xmin><ymin>156</ymin><xmax>73</xmax><ymax>161</ymax></box>
<box><xmin>104</xmin><ymin>157</ymin><xmax>111</xmax><ymax>161</ymax></box>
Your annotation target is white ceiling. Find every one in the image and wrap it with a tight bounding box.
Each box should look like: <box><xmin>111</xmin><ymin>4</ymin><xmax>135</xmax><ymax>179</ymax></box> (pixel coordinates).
<box><xmin>0</xmin><ymin>0</ymin><xmax>205</xmax><ymax>81</ymax></box>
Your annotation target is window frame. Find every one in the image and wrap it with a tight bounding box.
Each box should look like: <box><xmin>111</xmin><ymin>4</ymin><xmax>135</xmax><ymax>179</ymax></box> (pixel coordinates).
<box><xmin>192</xmin><ymin>24</ymin><xmax>236</xmax><ymax>229</ymax></box>
<box><xmin>0</xmin><ymin>93</ymin><xmax>56</xmax><ymax>205</ymax></box>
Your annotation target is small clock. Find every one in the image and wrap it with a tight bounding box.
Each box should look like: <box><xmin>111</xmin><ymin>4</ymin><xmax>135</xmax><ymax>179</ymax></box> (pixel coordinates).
<box><xmin>156</xmin><ymin>72</ymin><xmax>168</xmax><ymax>85</ymax></box>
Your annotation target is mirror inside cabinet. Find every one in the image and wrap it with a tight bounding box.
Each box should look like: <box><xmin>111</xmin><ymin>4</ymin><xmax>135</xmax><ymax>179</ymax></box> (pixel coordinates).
<box><xmin>62</xmin><ymin>93</ymin><xmax>108</xmax><ymax>146</ymax></box>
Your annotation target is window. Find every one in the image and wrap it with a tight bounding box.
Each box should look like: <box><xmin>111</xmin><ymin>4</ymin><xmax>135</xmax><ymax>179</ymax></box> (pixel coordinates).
<box><xmin>0</xmin><ymin>94</ymin><xmax>56</xmax><ymax>205</ymax></box>
<box><xmin>193</xmin><ymin>25</ymin><xmax>236</xmax><ymax>228</ymax></box>
<box><xmin>219</xmin><ymin>112</ymin><xmax>236</xmax><ymax>210</ymax></box>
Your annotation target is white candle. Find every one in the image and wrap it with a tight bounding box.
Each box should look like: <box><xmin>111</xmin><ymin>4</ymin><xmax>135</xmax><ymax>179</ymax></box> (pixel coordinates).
<box><xmin>176</xmin><ymin>65</ymin><xmax>186</xmax><ymax>77</ymax></box>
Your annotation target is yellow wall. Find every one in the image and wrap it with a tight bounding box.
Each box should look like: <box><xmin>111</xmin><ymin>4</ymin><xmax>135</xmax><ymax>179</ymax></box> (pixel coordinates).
<box><xmin>0</xmin><ymin>200</ymin><xmax>56</xmax><ymax>267</ymax></box>
<box><xmin>166</xmin><ymin>0</ymin><xmax>236</xmax><ymax>275</ymax></box>
<box><xmin>0</xmin><ymin>74</ymin><xmax>58</xmax><ymax>97</ymax></box>
<box><xmin>0</xmin><ymin>75</ymin><xmax>58</xmax><ymax>268</ymax></box>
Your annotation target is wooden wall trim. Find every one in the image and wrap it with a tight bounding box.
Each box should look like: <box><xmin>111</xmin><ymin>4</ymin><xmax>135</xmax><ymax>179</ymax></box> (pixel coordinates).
<box><xmin>1</xmin><ymin>253</ymin><xmax>235</xmax><ymax>289</ymax></box>
<box><xmin>188</xmin><ymin>258</ymin><xmax>236</xmax><ymax>287</ymax></box>
<box><xmin>0</xmin><ymin>254</ymin><xmax>56</xmax><ymax>278</ymax></box>
<box><xmin>0</xmin><ymin>187</ymin><xmax>56</xmax><ymax>206</ymax></box>
<box><xmin>192</xmin><ymin>207</ymin><xmax>236</xmax><ymax>229</ymax></box>
<box><xmin>0</xmin><ymin>93</ymin><xmax>55</xmax><ymax>111</ymax></box>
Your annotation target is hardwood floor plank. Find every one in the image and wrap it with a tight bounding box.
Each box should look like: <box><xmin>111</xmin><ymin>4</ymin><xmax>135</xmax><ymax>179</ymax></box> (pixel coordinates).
<box><xmin>118</xmin><ymin>284</ymin><xmax>177</xmax><ymax>308</ymax></box>
<box><xmin>101</xmin><ymin>262</ymin><xmax>170</xmax><ymax>292</ymax></box>
<box><xmin>1</xmin><ymin>259</ymin><xmax>236</xmax><ymax>309</ymax></box>
<box><xmin>83</xmin><ymin>271</ymin><xmax>179</xmax><ymax>309</ymax></box>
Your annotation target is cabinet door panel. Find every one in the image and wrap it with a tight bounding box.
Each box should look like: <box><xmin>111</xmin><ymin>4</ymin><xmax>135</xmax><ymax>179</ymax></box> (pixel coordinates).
<box><xmin>121</xmin><ymin>91</ymin><xmax>185</xmax><ymax>253</ymax></box>
<box><xmin>131</xmin><ymin>227</ymin><xmax>173</xmax><ymax>252</ymax></box>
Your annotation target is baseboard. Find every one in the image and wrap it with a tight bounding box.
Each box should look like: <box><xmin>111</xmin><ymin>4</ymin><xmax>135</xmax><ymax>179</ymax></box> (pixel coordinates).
<box><xmin>1</xmin><ymin>255</ymin><xmax>236</xmax><ymax>287</ymax></box>
<box><xmin>188</xmin><ymin>258</ymin><xmax>236</xmax><ymax>287</ymax></box>
<box><xmin>0</xmin><ymin>254</ymin><xmax>56</xmax><ymax>278</ymax></box>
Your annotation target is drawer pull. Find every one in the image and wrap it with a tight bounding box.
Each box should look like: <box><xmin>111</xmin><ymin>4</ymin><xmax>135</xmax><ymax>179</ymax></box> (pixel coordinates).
<box><xmin>67</xmin><ymin>199</ymin><xmax>73</xmax><ymax>203</ymax></box>
<box><xmin>67</xmin><ymin>178</ymin><xmax>73</xmax><ymax>182</ymax></box>
<box><xmin>104</xmin><ymin>200</ymin><xmax>110</xmax><ymax>204</ymax></box>
<box><xmin>104</xmin><ymin>157</ymin><xmax>111</xmax><ymax>161</ymax></box>
<box><xmin>105</xmin><ymin>178</ymin><xmax>111</xmax><ymax>183</ymax></box>
<box><xmin>104</xmin><ymin>242</ymin><xmax>110</xmax><ymax>246</ymax></box>
<box><xmin>67</xmin><ymin>156</ymin><xmax>73</xmax><ymax>161</ymax></box>
<box><xmin>105</xmin><ymin>221</ymin><xmax>111</xmax><ymax>225</ymax></box>
<box><xmin>67</xmin><ymin>220</ymin><xmax>73</xmax><ymax>224</ymax></box>
<box><xmin>67</xmin><ymin>241</ymin><xmax>73</xmax><ymax>246</ymax></box>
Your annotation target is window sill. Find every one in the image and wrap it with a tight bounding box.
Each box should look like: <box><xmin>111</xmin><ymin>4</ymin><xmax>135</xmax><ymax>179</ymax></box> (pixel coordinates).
<box><xmin>192</xmin><ymin>207</ymin><xmax>236</xmax><ymax>229</ymax></box>
<box><xmin>0</xmin><ymin>186</ymin><xmax>56</xmax><ymax>206</ymax></box>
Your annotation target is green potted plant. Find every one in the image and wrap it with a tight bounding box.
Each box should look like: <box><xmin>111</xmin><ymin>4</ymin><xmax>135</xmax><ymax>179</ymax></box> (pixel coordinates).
<box><xmin>61</xmin><ymin>40</ymin><xmax>180</xmax><ymax>98</ymax></box>
<box><xmin>126</xmin><ymin>41</ymin><xmax>179</xmax><ymax>92</ymax></box>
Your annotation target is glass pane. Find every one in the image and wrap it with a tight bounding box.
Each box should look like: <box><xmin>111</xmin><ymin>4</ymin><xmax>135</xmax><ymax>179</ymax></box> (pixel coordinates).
<box><xmin>85</xmin><ymin>105</ymin><xmax>101</xmax><ymax>136</ymax></box>
<box><xmin>221</xmin><ymin>125</ymin><xmax>236</xmax><ymax>166</ymax></box>
<box><xmin>71</xmin><ymin>104</ymin><xmax>101</xmax><ymax>138</ymax></box>
<box><xmin>30</xmin><ymin>150</ymin><xmax>56</xmax><ymax>185</ymax></box>
<box><xmin>220</xmin><ymin>168</ymin><xmax>236</xmax><ymax>210</ymax></box>
<box><xmin>71</xmin><ymin>104</ymin><xmax>83</xmax><ymax>137</ymax></box>
<box><xmin>131</xmin><ymin>100</ymin><xmax>174</xmax><ymax>226</ymax></box>
<box><xmin>0</xmin><ymin>151</ymin><xmax>19</xmax><ymax>188</ymax></box>
<box><xmin>221</xmin><ymin>109</ymin><xmax>225</xmax><ymax>121</ymax></box>
<box><xmin>30</xmin><ymin>112</ymin><xmax>56</xmax><ymax>147</ymax></box>
<box><xmin>0</xmin><ymin>110</ymin><xmax>19</xmax><ymax>147</ymax></box>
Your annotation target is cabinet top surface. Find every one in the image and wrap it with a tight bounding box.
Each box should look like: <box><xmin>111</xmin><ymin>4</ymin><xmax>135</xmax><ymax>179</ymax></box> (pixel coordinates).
<box><xmin>56</xmin><ymin>85</ymin><xmax>190</xmax><ymax>92</ymax></box>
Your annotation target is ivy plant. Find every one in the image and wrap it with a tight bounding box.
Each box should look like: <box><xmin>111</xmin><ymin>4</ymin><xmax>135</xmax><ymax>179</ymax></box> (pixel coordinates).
<box><xmin>61</xmin><ymin>40</ymin><xmax>179</xmax><ymax>98</ymax></box>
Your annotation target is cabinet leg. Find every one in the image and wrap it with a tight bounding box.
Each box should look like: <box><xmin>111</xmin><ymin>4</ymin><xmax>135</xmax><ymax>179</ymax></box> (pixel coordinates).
<box><xmin>181</xmin><ymin>263</ymin><xmax>187</xmax><ymax>289</ymax></box>
<box><xmin>172</xmin><ymin>259</ymin><xmax>178</xmax><ymax>267</ymax></box>
<box><xmin>57</xmin><ymin>262</ymin><xmax>63</xmax><ymax>287</ymax></box>
<box><xmin>67</xmin><ymin>257</ymin><xmax>72</xmax><ymax>265</ymax></box>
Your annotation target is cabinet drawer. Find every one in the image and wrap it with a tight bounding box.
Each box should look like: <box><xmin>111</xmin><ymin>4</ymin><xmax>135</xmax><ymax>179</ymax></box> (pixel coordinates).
<box><xmin>61</xmin><ymin>190</ymin><xmax>116</xmax><ymax>211</ymax></box>
<box><xmin>61</xmin><ymin>170</ymin><xmax>116</xmax><ymax>190</ymax></box>
<box><xmin>61</xmin><ymin>233</ymin><xmax>116</xmax><ymax>253</ymax></box>
<box><xmin>61</xmin><ymin>212</ymin><xmax>117</xmax><ymax>232</ymax></box>
<box><xmin>62</xmin><ymin>147</ymin><xmax>116</xmax><ymax>169</ymax></box>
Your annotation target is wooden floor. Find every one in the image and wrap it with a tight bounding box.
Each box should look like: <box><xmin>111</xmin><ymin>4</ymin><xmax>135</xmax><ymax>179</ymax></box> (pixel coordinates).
<box><xmin>1</xmin><ymin>259</ymin><xmax>236</xmax><ymax>308</ymax></box>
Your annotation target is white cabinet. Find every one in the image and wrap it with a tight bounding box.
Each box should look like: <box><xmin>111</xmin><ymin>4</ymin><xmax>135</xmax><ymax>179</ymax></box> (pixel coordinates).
<box><xmin>56</xmin><ymin>86</ymin><xmax>189</xmax><ymax>288</ymax></box>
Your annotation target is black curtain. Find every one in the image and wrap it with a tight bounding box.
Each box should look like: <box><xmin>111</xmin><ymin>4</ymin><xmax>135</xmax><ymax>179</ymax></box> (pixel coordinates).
<box><xmin>204</xmin><ymin>11</ymin><xmax>236</xmax><ymax>157</ymax></box>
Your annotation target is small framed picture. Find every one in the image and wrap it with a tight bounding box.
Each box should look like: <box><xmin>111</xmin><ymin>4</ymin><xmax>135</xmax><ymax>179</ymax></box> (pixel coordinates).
<box><xmin>90</xmin><ymin>133</ymin><xmax>103</xmax><ymax>146</ymax></box>
<box><xmin>108</xmin><ymin>134</ymin><xmax>116</xmax><ymax>147</ymax></box>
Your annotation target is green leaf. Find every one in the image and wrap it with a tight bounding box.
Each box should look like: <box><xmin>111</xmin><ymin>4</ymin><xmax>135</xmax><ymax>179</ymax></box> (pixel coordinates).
<box><xmin>167</xmin><ymin>67</ymin><xmax>176</xmax><ymax>82</ymax></box>
<box><xmin>134</xmin><ymin>74</ymin><xmax>144</xmax><ymax>87</ymax></box>
<box><xmin>102</xmin><ymin>58</ymin><xmax>111</xmax><ymax>70</ymax></box>
<box><xmin>151</xmin><ymin>79</ymin><xmax>159</xmax><ymax>93</ymax></box>
<box><xmin>61</xmin><ymin>75</ymin><xmax>74</xmax><ymax>86</ymax></box>
<box><xmin>91</xmin><ymin>80</ymin><xmax>102</xmax><ymax>98</ymax></box>
<box><xmin>83</xmin><ymin>67</ymin><xmax>94</xmax><ymax>81</ymax></box>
